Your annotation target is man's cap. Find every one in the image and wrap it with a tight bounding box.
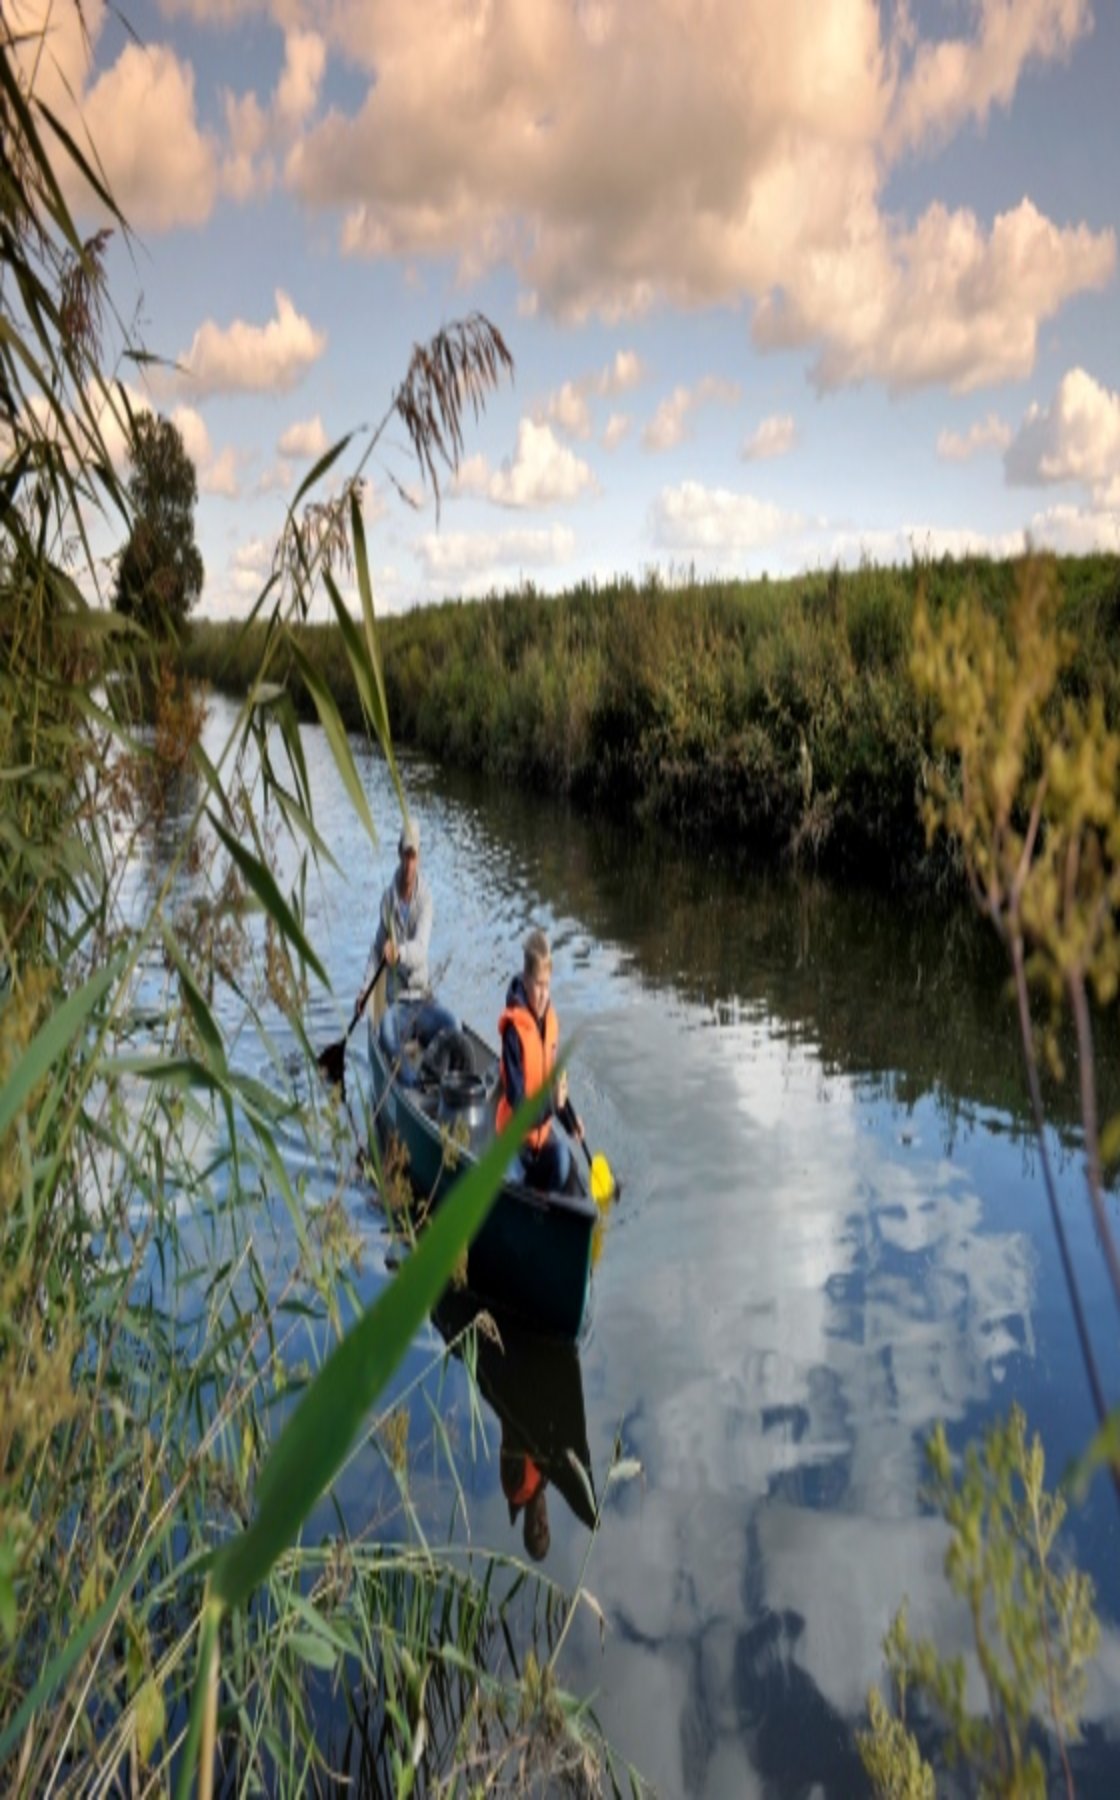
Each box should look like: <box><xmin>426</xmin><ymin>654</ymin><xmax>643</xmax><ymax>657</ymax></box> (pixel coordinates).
<box><xmin>399</xmin><ymin>818</ymin><xmax>420</xmax><ymax>856</ymax></box>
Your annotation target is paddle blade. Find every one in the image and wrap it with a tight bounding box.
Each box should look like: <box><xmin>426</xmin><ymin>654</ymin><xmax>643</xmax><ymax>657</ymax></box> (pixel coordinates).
<box><xmin>589</xmin><ymin>1153</ymin><xmax>614</xmax><ymax>1207</ymax></box>
<box><xmin>317</xmin><ymin>1039</ymin><xmax>346</xmax><ymax>1091</ymax></box>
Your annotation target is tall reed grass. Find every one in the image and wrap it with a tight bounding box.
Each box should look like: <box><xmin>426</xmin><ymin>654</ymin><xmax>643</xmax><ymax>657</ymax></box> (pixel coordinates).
<box><xmin>185</xmin><ymin>556</ymin><xmax>1120</xmax><ymax>890</ymax></box>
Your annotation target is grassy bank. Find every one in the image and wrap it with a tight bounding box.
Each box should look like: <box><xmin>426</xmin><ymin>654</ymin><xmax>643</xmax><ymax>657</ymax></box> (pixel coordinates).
<box><xmin>186</xmin><ymin>553</ymin><xmax>1120</xmax><ymax>888</ymax></box>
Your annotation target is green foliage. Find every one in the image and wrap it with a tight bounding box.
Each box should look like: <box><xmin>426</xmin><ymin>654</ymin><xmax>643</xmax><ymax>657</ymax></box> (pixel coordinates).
<box><xmin>114</xmin><ymin>411</ymin><xmax>204</xmax><ymax>638</ymax></box>
<box><xmin>184</xmin><ymin>554</ymin><xmax>1120</xmax><ymax>890</ymax></box>
<box><xmin>913</xmin><ymin>554</ymin><xmax>1120</xmax><ymax>1486</ymax></box>
<box><xmin>860</xmin><ymin>1408</ymin><xmax>1099</xmax><ymax>1799</ymax></box>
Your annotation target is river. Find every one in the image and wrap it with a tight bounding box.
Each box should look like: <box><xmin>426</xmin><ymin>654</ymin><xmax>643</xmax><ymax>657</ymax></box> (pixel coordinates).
<box><xmin>185</xmin><ymin>693</ymin><xmax>1120</xmax><ymax>1796</ymax></box>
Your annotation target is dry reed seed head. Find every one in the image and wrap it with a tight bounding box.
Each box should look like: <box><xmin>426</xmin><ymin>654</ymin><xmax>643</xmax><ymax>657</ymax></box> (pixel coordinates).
<box><xmin>57</xmin><ymin>230</ymin><xmax>111</xmax><ymax>367</ymax></box>
<box><xmin>380</xmin><ymin>1406</ymin><xmax>410</xmax><ymax>1475</ymax></box>
<box><xmin>394</xmin><ymin>316</ymin><xmax>513</xmax><ymax>515</ymax></box>
<box><xmin>475</xmin><ymin>1309</ymin><xmax>503</xmax><ymax>1349</ymax></box>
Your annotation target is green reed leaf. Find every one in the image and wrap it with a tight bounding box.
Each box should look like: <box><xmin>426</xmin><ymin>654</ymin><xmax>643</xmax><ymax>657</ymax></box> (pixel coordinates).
<box><xmin>208</xmin><ymin>1096</ymin><xmax>539</xmax><ymax>1612</ymax></box>
<box><xmin>285</xmin><ymin>640</ymin><xmax>379</xmax><ymax>850</ymax></box>
<box><xmin>289</xmin><ymin>432</ymin><xmax>355</xmax><ymax>513</ymax></box>
<box><xmin>351</xmin><ymin>489</ymin><xmax>394</xmax><ymax>766</ymax></box>
<box><xmin>0</xmin><ymin>956</ymin><xmax>121</xmax><ymax>1144</ymax></box>
<box><xmin>161</xmin><ymin>922</ymin><xmax>226</xmax><ymax>1072</ymax></box>
<box><xmin>209</xmin><ymin>812</ymin><xmax>329</xmax><ymax>989</ymax></box>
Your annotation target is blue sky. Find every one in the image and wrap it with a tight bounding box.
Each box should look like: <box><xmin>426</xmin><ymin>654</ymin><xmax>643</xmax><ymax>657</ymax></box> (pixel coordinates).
<box><xmin>17</xmin><ymin>0</ymin><xmax>1120</xmax><ymax>617</ymax></box>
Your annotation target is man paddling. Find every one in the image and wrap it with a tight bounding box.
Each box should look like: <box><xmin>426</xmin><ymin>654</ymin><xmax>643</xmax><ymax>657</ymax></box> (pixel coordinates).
<box><xmin>358</xmin><ymin>818</ymin><xmax>455</xmax><ymax>1084</ymax></box>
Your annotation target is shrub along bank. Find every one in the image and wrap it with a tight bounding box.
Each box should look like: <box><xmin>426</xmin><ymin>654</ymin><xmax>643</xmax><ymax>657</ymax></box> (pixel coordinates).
<box><xmin>186</xmin><ymin>552</ymin><xmax>1120</xmax><ymax>890</ymax></box>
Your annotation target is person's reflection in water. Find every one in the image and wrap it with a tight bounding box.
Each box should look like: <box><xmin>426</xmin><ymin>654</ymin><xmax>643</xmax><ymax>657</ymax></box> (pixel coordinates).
<box><xmin>500</xmin><ymin>1440</ymin><xmax>551</xmax><ymax>1562</ymax></box>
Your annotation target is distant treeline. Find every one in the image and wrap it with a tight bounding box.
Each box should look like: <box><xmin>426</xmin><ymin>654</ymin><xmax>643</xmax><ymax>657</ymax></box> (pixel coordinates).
<box><xmin>184</xmin><ymin>554</ymin><xmax>1120</xmax><ymax>889</ymax></box>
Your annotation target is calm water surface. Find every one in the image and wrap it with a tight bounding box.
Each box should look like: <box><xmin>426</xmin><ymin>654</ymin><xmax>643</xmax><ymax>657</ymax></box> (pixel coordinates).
<box><xmin>193</xmin><ymin>696</ymin><xmax>1120</xmax><ymax>1797</ymax></box>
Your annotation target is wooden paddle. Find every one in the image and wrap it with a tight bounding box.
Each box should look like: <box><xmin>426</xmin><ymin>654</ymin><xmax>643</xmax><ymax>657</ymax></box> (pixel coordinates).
<box><xmin>559</xmin><ymin>1098</ymin><xmax>617</xmax><ymax>1207</ymax></box>
<box><xmin>317</xmin><ymin>955</ymin><xmax>386</xmax><ymax>1092</ymax></box>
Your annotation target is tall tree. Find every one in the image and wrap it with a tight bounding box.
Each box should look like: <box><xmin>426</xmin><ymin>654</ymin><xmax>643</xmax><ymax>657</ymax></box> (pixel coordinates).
<box><xmin>114</xmin><ymin>412</ymin><xmax>204</xmax><ymax>636</ymax></box>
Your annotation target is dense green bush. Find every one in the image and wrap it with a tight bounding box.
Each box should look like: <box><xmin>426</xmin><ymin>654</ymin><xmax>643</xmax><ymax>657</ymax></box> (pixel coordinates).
<box><xmin>185</xmin><ymin>555</ymin><xmax>1120</xmax><ymax>890</ymax></box>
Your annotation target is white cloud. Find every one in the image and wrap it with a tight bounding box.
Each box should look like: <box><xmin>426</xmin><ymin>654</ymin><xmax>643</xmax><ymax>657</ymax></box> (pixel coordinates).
<box><xmin>175</xmin><ymin>292</ymin><xmax>327</xmax><ymax>398</ymax></box>
<box><xmin>594</xmin><ymin>350</ymin><xmax>645</xmax><ymax>395</ymax></box>
<box><xmin>278</xmin><ymin>415</ymin><xmax>329</xmax><ymax>458</ymax></box>
<box><xmin>233</xmin><ymin>536</ymin><xmax>274</xmax><ymax>576</ymax></box>
<box><xmin>754</xmin><ymin>197</ymin><xmax>1115</xmax><ymax>395</ymax></box>
<box><xmin>602</xmin><ymin>413</ymin><xmax>631</xmax><ymax>451</ymax></box>
<box><xmin>222</xmin><ymin>88</ymin><xmax>273</xmax><ymax>202</ymax></box>
<box><xmin>220</xmin><ymin>27</ymin><xmax>327</xmax><ymax>199</ymax></box>
<box><xmin>540</xmin><ymin>350</ymin><xmax>645</xmax><ymax>440</ymax></box>
<box><xmin>169</xmin><ymin>404</ymin><xmax>212</xmax><ymax>471</ymax></box>
<box><xmin>1024</xmin><ymin>501</ymin><xmax>1120</xmax><ymax>554</ymax></box>
<box><xmin>824</xmin><ymin>522</ymin><xmax>1026</xmax><ymax>566</ymax></box>
<box><xmin>1005</xmin><ymin>369</ymin><xmax>1120</xmax><ymax>502</ymax></box>
<box><xmin>743</xmin><ymin>413</ymin><xmax>797</xmax><ymax>461</ymax></box>
<box><xmin>644</xmin><ymin>377</ymin><xmax>740</xmax><ymax>452</ymax></box>
<box><xmin>275</xmin><ymin>29</ymin><xmax>326</xmax><ymax>128</ymax></box>
<box><xmin>255</xmin><ymin>460</ymin><xmax>294</xmax><ymax>495</ymax></box>
<box><xmin>888</xmin><ymin>0</ymin><xmax>1092</xmax><ymax>155</ymax></box>
<box><xmin>544</xmin><ymin>382</ymin><xmax>593</xmax><ymax>440</ymax></box>
<box><xmin>456</xmin><ymin>419</ymin><xmax>597</xmax><ymax>508</ymax></box>
<box><xmin>937</xmin><ymin>413</ymin><xmax>1013</xmax><ymax>461</ymax></box>
<box><xmin>282</xmin><ymin>0</ymin><xmax>1112</xmax><ymax>395</ymax></box>
<box><xmin>415</xmin><ymin>524</ymin><xmax>576</xmax><ymax>579</ymax></box>
<box><xmin>199</xmin><ymin>446</ymin><xmax>241</xmax><ymax>497</ymax></box>
<box><xmin>10</xmin><ymin>4</ymin><xmax>218</xmax><ymax>230</ymax></box>
<box><xmin>651</xmin><ymin>481</ymin><xmax>802</xmax><ymax>550</ymax></box>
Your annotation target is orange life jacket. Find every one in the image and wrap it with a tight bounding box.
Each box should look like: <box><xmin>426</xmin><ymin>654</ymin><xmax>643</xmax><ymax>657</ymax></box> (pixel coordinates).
<box><xmin>496</xmin><ymin>994</ymin><xmax>558</xmax><ymax>1152</ymax></box>
<box><xmin>501</xmin><ymin>1452</ymin><xmax>544</xmax><ymax>1510</ymax></box>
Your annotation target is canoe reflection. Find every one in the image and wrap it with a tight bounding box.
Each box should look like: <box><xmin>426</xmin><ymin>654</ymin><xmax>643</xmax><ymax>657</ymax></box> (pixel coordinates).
<box><xmin>432</xmin><ymin>1289</ymin><xmax>597</xmax><ymax>1558</ymax></box>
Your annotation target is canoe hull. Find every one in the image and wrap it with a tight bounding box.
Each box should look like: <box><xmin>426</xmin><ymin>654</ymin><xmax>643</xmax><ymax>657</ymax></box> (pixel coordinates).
<box><xmin>367</xmin><ymin>1019</ymin><xmax>596</xmax><ymax>1340</ymax></box>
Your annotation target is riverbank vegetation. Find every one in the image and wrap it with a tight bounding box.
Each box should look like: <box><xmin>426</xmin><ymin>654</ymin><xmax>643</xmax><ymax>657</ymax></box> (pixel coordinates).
<box><xmin>185</xmin><ymin>551</ymin><xmax>1120</xmax><ymax>890</ymax></box>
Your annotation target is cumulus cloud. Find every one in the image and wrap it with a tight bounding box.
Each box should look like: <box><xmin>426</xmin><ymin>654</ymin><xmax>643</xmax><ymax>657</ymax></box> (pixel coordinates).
<box><xmin>754</xmin><ymin>197</ymin><xmax>1114</xmax><ymax>395</ymax></box>
<box><xmin>275</xmin><ymin>29</ymin><xmax>326</xmax><ymax>128</ymax></box>
<box><xmin>644</xmin><ymin>378</ymin><xmax>740</xmax><ymax>452</ymax></box>
<box><xmin>888</xmin><ymin>0</ymin><xmax>1092</xmax><ymax>155</ymax></box>
<box><xmin>1024</xmin><ymin>501</ymin><xmax>1120</xmax><ymax>554</ymax></box>
<box><xmin>221</xmin><ymin>27</ymin><xmax>327</xmax><ymax>198</ymax></box>
<box><xmin>199</xmin><ymin>446</ymin><xmax>241</xmax><ymax>497</ymax></box>
<box><xmin>602</xmin><ymin>412</ymin><xmax>631</xmax><ymax>451</ymax></box>
<box><xmin>10</xmin><ymin>2</ymin><xmax>218</xmax><ymax>229</ymax></box>
<box><xmin>232</xmin><ymin>535</ymin><xmax>274</xmax><ymax>577</ymax></box>
<box><xmin>539</xmin><ymin>350</ymin><xmax>645</xmax><ymax>440</ymax></box>
<box><xmin>282</xmin><ymin>0</ymin><xmax>1112</xmax><ymax>396</ymax></box>
<box><xmin>222</xmin><ymin>89</ymin><xmax>272</xmax><ymax>202</ymax></box>
<box><xmin>743</xmin><ymin>413</ymin><xmax>797</xmax><ymax>461</ymax></box>
<box><xmin>278</xmin><ymin>414</ymin><xmax>329</xmax><ymax>458</ymax></box>
<box><xmin>594</xmin><ymin>350</ymin><xmax>645</xmax><ymax>395</ymax></box>
<box><xmin>455</xmin><ymin>420</ymin><xmax>597</xmax><ymax>507</ymax></box>
<box><xmin>651</xmin><ymin>481</ymin><xmax>802</xmax><ymax>551</ymax></box>
<box><xmin>415</xmin><ymin>524</ymin><xmax>576</xmax><ymax>579</ymax></box>
<box><xmin>937</xmin><ymin>413</ymin><xmax>1013</xmax><ymax>461</ymax></box>
<box><xmin>175</xmin><ymin>292</ymin><xmax>327</xmax><ymax>398</ymax></box>
<box><xmin>255</xmin><ymin>460</ymin><xmax>294</xmax><ymax>495</ymax></box>
<box><xmin>1005</xmin><ymin>368</ymin><xmax>1120</xmax><ymax>503</ymax></box>
<box><xmin>544</xmin><ymin>382</ymin><xmax>593</xmax><ymax>440</ymax></box>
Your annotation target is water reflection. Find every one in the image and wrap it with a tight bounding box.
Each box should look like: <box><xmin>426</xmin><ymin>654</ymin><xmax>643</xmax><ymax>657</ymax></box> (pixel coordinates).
<box><xmin>181</xmin><ymin>698</ymin><xmax>1120</xmax><ymax>1797</ymax></box>
<box><xmin>432</xmin><ymin>1288</ymin><xmax>597</xmax><ymax>1564</ymax></box>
